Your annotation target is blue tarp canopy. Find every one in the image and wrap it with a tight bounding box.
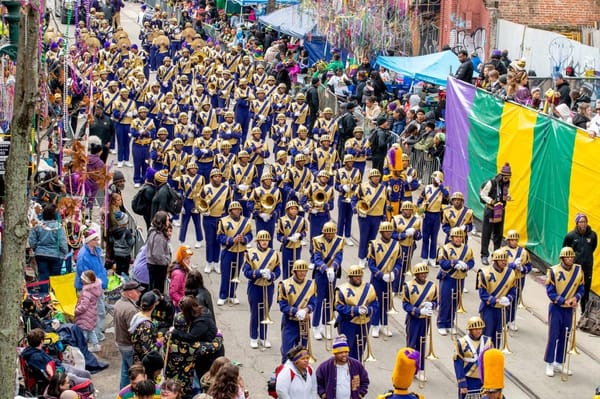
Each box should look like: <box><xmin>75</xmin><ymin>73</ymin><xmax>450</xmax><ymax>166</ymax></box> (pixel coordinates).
<box><xmin>232</xmin><ymin>0</ymin><xmax>299</xmax><ymax>5</ymax></box>
<box><xmin>376</xmin><ymin>50</ymin><xmax>461</xmax><ymax>87</ymax></box>
<box><xmin>257</xmin><ymin>5</ymin><xmax>317</xmax><ymax>39</ymax></box>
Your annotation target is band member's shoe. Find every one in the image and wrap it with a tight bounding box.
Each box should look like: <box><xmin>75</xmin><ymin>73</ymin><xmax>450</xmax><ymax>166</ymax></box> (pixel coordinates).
<box><xmin>438</xmin><ymin>328</ymin><xmax>448</xmax><ymax>336</ymax></box>
<box><xmin>482</xmin><ymin>256</ymin><xmax>490</xmax><ymax>265</ymax></box>
<box><xmin>312</xmin><ymin>327</ymin><xmax>323</xmax><ymax>340</ymax></box>
<box><xmin>417</xmin><ymin>370</ymin><xmax>427</xmax><ymax>382</ymax></box>
<box><xmin>508</xmin><ymin>322</ymin><xmax>518</xmax><ymax>331</ymax></box>
<box><xmin>213</xmin><ymin>263</ymin><xmax>221</xmax><ymax>273</ymax></box>
<box><xmin>204</xmin><ymin>263</ymin><xmax>212</xmax><ymax>273</ymax></box>
<box><xmin>217</xmin><ymin>298</ymin><xmax>226</xmax><ymax>306</ymax></box>
<box><xmin>345</xmin><ymin>237</ymin><xmax>354</xmax><ymax>246</ymax></box>
<box><xmin>231</xmin><ymin>297</ymin><xmax>240</xmax><ymax>305</ymax></box>
<box><xmin>371</xmin><ymin>326</ymin><xmax>380</xmax><ymax>338</ymax></box>
<box><xmin>545</xmin><ymin>363</ymin><xmax>555</xmax><ymax>377</ymax></box>
<box><xmin>250</xmin><ymin>339</ymin><xmax>259</xmax><ymax>349</ymax></box>
<box><xmin>262</xmin><ymin>339</ymin><xmax>272</xmax><ymax>348</ymax></box>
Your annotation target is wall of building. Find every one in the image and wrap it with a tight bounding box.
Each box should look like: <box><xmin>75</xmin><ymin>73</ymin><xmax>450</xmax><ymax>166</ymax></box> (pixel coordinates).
<box><xmin>497</xmin><ymin>0</ymin><xmax>600</xmax><ymax>31</ymax></box>
<box><xmin>440</xmin><ymin>0</ymin><xmax>491</xmax><ymax>60</ymax></box>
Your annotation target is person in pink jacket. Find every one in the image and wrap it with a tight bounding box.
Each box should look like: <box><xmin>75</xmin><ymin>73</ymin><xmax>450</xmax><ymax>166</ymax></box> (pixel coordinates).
<box><xmin>74</xmin><ymin>270</ymin><xmax>103</xmax><ymax>353</ymax></box>
<box><xmin>168</xmin><ymin>245</ymin><xmax>193</xmax><ymax>309</ymax></box>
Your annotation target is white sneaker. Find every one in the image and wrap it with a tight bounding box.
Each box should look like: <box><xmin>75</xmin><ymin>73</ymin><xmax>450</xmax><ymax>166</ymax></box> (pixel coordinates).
<box><xmin>301</xmin><ymin>240</ymin><xmax>307</xmax><ymax>246</ymax></box>
<box><xmin>134</xmin><ymin>183</ymin><xmax>141</xmax><ymax>188</ymax></box>
<box><xmin>262</xmin><ymin>339</ymin><xmax>272</xmax><ymax>348</ymax></box>
<box><xmin>383</xmin><ymin>326</ymin><xmax>393</xmax><ymax>337</ymax></box>
<box><xmin>117</xmin><ymin>161</ymin><xmax>124</xmax><ymax>168</ymax></box>
<box><xmin>438</xmin><ymin>328</ymin><xmax>448</xmax><ymax>336</ymax></box>
<box><xmin>508</xmin><ymin>321</ymin><xmax>518</xmax><ymax>331</ymax></box>
<box><xmin>463</xmin><ymin>286</ymin><xmax>469</xmax><ymax>294</ymax></box>
<box><xmin>345</xmin><ymin>237</ymin><xmax>354</xmax><ymax>246</ymax></box>
<box><xmin>427</xmin><ymin>259</ymin><xmax>434</xmax><ymax>267</ymax></box>
<box><xmin>172</xmin><ymin>220</ymin><xmax>181</xmax><ymax>227</ymax></box>
<box><xmin>371</xmin><ymin>325</ymin><xmax>380</xmax><ymax>338</ymax></box>
<box><xmin>125</xmin><ymin>162</ymin><xmax>133</xmax><ymax>167</ymax></box>
<box><xmin>88</xmin><ymin>344</ymin><xmax>101</xmax><ymax>353</ymax></box>
<box><xmin>312</xmin><ymin>327</ymin><xmax>323</xmax><ymax>340</ymax></box>
<box><xmin>217</xmin><ymin>298</ymin><xmax>226</xmax><ymax>306</ymax></box>
<box><xmin>195</xmin><ymin>241</ymin><xmax>202</xmax><ymax>249</ymax></box>
<box><xmin>231</xmin><ymin>297</ymin><xmax>240</xmax><ymax>305</ymax></box>
<box><xmin>359</xmin><ymin>258</ymin><xmax>366</xmax><ymax>268</ymax></box>
<box><xmin>250</xmin><ymin>339</ymin><xmax>258</xmax><ymax>349</ymax></box>
<box><xmin>545</xmin><ymin>363</ymin><xmax>555</xmax><ymax>377</ymax></box>
<box><xmin>417</xmin><ymin>370</ymin><xmax>427</xmax><ymax>382</ymax></box>
<box><xmin>204</xmin><ymin>263</ymin><xmax>212</xmax><ymax>273</ymax></box>
<box><xmin>213</xmin><ymin>262</ymin><xmax>221</xmax><ymax>274</ymax></box>
<box><xmin>110</xmin><ymin>149</ymin><xmax>117</xmax><ymax>154</ymax></box>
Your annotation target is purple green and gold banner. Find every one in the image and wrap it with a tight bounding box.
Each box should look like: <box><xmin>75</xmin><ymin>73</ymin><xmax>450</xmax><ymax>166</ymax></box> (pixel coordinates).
<box><xmin>444</xmin><ymin>77</ymin><xmax>600</xmax><ymax>295</ymax></box>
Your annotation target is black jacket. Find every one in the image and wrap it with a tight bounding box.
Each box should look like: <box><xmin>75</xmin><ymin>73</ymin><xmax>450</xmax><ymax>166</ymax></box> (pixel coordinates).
<box><xmin>171</xmin><ymin>311</ymin><xmax>217</xmax><ymax>343</ymax></box>
<box><xmin>556</xmin><ymin>81</ymin><xmax>571</xmax><ymax>108</ymax></box>
<box><xmin>563</xmin><ymin>226</ymin><xmax>598</xmax><ymax>271</ymax></box>
<box><xmin>306</xmin><ymin>86</ymin><xmax>319</xmax><ymax>114</ymax></box>
<box><xmin>150</xmin><ymin>183</ymin><xmax>170</xmax><ymax>218</ymax></box>
<box><xmin>455</xmin><ymin>59</ymin><xmax>474</xmax><ymax>83</ymax></box>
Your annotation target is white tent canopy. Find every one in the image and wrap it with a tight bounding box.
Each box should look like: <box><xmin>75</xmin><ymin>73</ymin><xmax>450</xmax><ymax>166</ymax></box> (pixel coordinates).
<box><xmin>257</xmin><ymin>5</ymin><xmax>317</xmax><ymax>39</ymax></box>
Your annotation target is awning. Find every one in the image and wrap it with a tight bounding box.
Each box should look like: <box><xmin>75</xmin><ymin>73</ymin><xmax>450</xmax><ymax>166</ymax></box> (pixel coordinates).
<box><xmin>257</xmin><ymin>5</ymin><xmax>317</xmax><ymax>39</ymax></box>
<box><xmin>376</xmin><ymin>50</ymin><xmax>462</xmax><ymax>86</ymax></box>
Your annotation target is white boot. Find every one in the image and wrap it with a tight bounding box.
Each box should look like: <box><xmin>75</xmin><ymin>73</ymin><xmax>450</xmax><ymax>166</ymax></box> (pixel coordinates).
<box><xmin>312</xmin><ymin>327</ymin><xmax>323</xmax><ymax>340</ymax></box>
<box><xmin>250</xmin><ymin>339</ymin><xmax>258</xmax><ymax>349</ymax></box>
<box><xmin>438</xmin><ymin>328</ymin><xmax>448</xmax><ymax>336</ymax></box>
<box><xmin>417</xmin><ymin>370</ymin><xmax>427</xmax><ymax>382</ymax></box>
<box><xmin>371</xmin><ymin>325</ymin><xmax>380</xmax><ymax>338</ymax></box>
<box><xmin>345</xmin><ymin>237</ymin><xmax>354</xmax><ymax>246</ymax></box>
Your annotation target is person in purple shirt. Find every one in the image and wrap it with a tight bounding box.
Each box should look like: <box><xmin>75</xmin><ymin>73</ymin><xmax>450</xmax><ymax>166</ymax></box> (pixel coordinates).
<box><xmin>316</xmin><ymin>335</ymin><xmax>370</xmax><ymax>399</ymax></box>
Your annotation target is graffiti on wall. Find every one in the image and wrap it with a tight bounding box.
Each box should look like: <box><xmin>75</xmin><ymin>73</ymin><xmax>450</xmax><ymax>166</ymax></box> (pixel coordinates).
<box><xmin>418</xmin><ymin>18</ymin><xmax>440</xmax><ymax>55</ymax></box>
<box><xmin>449</xmin><ymin>27</ymin><xmax>486</xmax><ymax>61</ymax></box>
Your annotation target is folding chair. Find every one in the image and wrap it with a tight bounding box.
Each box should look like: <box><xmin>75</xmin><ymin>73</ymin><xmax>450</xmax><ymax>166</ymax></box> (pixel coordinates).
<box><xmin>49</xmin><ymin>273</ymin><xmax>78</xmax><ymax>320</ymax></box>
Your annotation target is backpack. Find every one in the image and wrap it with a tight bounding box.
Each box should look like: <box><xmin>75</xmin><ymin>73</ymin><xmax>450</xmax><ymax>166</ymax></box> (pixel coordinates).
<box><xmin>131</xmin><ymin>185</ymin><xmax>150</xmax><ymax>215</ymax></box>
<box><xmin>267</xmin><ymin>363</ymin><xmax>313</xmax><ymax>398</ymax></box>
<box><xmin>165</xmin><ymin>185</ymin><xmax>183</xmax><ymax>214</ymax></box>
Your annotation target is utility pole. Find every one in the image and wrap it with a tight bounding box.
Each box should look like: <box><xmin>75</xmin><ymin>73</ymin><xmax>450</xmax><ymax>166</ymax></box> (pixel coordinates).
<box><xmin>0</xmin><ymin>0</ymin><xmax>40</xmax><ymax>395</ymax></box>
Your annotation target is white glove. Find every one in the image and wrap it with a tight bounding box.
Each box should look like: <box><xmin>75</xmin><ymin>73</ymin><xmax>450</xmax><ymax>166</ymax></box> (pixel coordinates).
<box><xmin>313</xmin><ymin>134</ymin><xmax>319</xmax><ymax>141</ymax></box>
<box><xmin>358</xmin><ymin>306</ymin><xmax>368</xmax><ymax>315</ymax></box>
<box><xmin>326</xmin><ymin>268</ymin><xmax>335</xmax><ymax>283</ymax></box>
<box><xmin>422</xmin><ymin>301</ymin><xmax>433</xmax><ymax>310</ymax></box>
<box><xmin>296</xmin><ymin>309</ymin><xmax>307</xmax><ymax>320</ymax></box>
<box><xmin>126</xmin><ymin>112</ymin><xmax>133</xmax><ymax>118</ymax></box>
<box><xmin>343</xmin><ymin>184</ymin><xmax>350</xmax><ymax>193</ymax></box>
<box><xmin>238</xmin><ymin>184</ymin><xmax>249</xmax><ymax>191</ymax></box>
<box><xmin>358</xmin><ymin>212</ymin><xmax>367</xmax><ymax>218</ymax></box>
<box><xmin>201</xmin><ymin>212</ymin><xmax>210</xmax><ymax>217</ymax></box>
<box><xmin>405</xmin><ymin>228</ymin><xmax>415</xmax><ymax>237</ymax></box>
<box><xmin>162</xmin><ymin>81</ymin><xmax>169</xmax><ymax>87</ymax></box>
<box><xmin>421</xmin><ymin>307</ymin><xmax>434</xmax><ymax>317</ymax></box>
<box><xmin>294</xmin><ymin>112</ymin><xmax>300</xmax><ymax>117</ymax></box>
<box><xmin>308</xmin><ymin>263</ymin><xmax>315</xmax><ymax>270</ymax></box>
<box><xmin>389</xmin><ymin>271</ymin><xmax>396</xmax><ymax>282</ymax></box>
<box><xmin>461</xmin><ymin>225</ymin><xmax>467</xmax><ymax>231</ymax></box>
<box><xmin>406</xmin><ymin>175</ymin><xmax>413</xmax><ymax>184</ymax></box>
<box><xmin>310</xmin><ymin>208</ymin><xmax>319</xmax><ymax>215</ymax></box>
<box><xmin>288</xmin><ymin>234</ymin><xmax>298</xmax><ymax>243</ymax></box>
<box><xmin>260</xmin><ymin>269</ymin><xmax>272</xmax><ymax>280</ymax></box>
<box><xmin>277</xmin><ymin>103</ymin><xmax>282</xmax><ymax>108</ymax></box>
<box><xmin>302</xmin><ymin>147</ymin><xmax>310</xmax><ymax>154</ymax></box>
<box><xmin>434</xmin><ymin>177</ymin><xmax>440</xmax><ymax>184</ymax></box>
<box><xmin>259</xmin><ymin>114</ymin><xmax>266</xmax><ymax>120</ymax></box>
<box><xmin>201</xmin><ymin>149</ymin><xmax>208</xmax><ymax>154</ymax></box>
<box><xmin>498</xmin><ymin>296</ymin><xmax>511</xmax><ymax>307</ymax></box>
<box><xmin>292</xmin><ymin>233</ymin><xmax>301</xmax><ymax>241</ymax></box>
<box><xmin>281</xmin><ymin>137</ymin><xmax>287</xmax><ymax>143</ymax></box>
<box><xmin>263</xmin><ymin>213</ymin><xmax>272</xmax><ymax>222</ymax></box>
<box><xmin>382</xmin><ymin>273</ymin><xmax>391</xmax><ymax>283</ymax></box>
<box><xmin>515</xmin><ymin>258</ymin><xmax>522</xmax><ymax>267</ymax></box>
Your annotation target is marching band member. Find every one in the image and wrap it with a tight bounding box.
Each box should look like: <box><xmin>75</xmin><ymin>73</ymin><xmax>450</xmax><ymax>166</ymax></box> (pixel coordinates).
<box><xmin>453</xmin><ymin>317</ymin><xmax>493</xmax><ymax>399</ymax></box>
<box><xmin>271</xmin><ymin>83</ymin><xmax>291</xmax><ymax>115</ymax></box>
<box><xmin>442</xmin><ymin>192</ymin><xmax>473</xmax><ymax>243</ymax></box>
<box><xmin>250</xmin><ymin>87</ymin><xmax>272</xmax><ymax>139</ymax></box>
<box><xmin>288</xmin><ymin>92</ymin><xmax>310</xmax><ymax>137</ymax></box>
<box><xmin>157</xmin><ymin>92</ymin><xmax>179</xmax><ymax>139</ymax></box>
<box><xmin>102</xmin><ymin>81</ymin><xmax>121</xmax><ymax>120</ymax></box>
<box><xmin>436</xmin><ymin>227</ymin><xmax>474</xmax><ymax>336</ymax></box>
<box><xmin>289</xmin><ymin>125</ymin><xmax>315</xmax><ymax>165</ymax></box>
<box><xmin>144</xmin><ymin>81</ymin><xmax>163</xmax><ymax>127</ymax></box>
<box><xmin>335</xmin><ymin>154</ymin><xmax>362</xmax><ymax>247</ymax></box>
<box><xmin>216</xmin><ymin>201</ymin><xmax>253</xmax><ymax>305</ymax></box>
<box><xmin>387</xmin><ymin>347</ymin><xmax>424</xmax><ymax>399</ymax></box>
<box><xmin>352</xmin><ymin>168</ymin><xmax>388</xmax><ymax>267</ymax></box>
<box><xmin>243</xmin><ymin>230</ymin><xmax>281</xmax><ymax>349</ymax></box>
<box><xmin>251</xmin><ymin>63</ymin><xmax>268</xmax><ymax>89</ymax></box>
<box><xmin>476</xmin><ymin>249</ymin><xmax>517</xmax><ymax>348</ymax></box>
<box><xmin>270</xmin><ymin>150</ymin><xmax>289</xmax><ymax>197</ymax></box>
<box><xmin>417</xmin><ymin>171</ymin><xmax>449</xmax><ymax>266</ymax></box>
<box><xmin>233</xmin><ymin>78</ymin><xmax>254</xmax><ymax>140</ymax></box>
<box><xmin>112</xmin><ymin>87</ymin><xmax>137</xmax><ymax>167</ymax></box>
<box><xmin>173</xmin><ymin>112</ymin><xmax>196</xmax><ymax>155</ymax></box>
<box><xmin>277</xmin><ymin>259</ymin><xmax>317</xmax><ymax>363</ymax></box>
<box><xmin>201</xmin><ymin>168</ymin><xmax>232</xmax><ymax>274</ymax></box>
<box><xmin>310</xmin><ymin>222</ymin><xmax>344</xmax><ymax>340</ymax></box>
<box><xmin>250</xmin><ymin>173</ymin><xmax>283</xmax><ymax>246</ymax></box>
<box><xmin>276</xmin><ymin>201</ymin><xmax>307</xmax><ymax>280</ymax></box>
<box><xmin>164</xmin><ymin>138</ymin><xmax>189</xmax><ymax>182</ymax></box>
<box><xmin>310</xmin><ymin>135</ymin><xmax>339</xmax><ymax>179</ymax></box>
<box><xmin>263</xmin><ymin>74</ymin><xmax>278</xmax><ymax>98</ymax></box>
<box><xmin>129</xmin><ymin>106</ymin><xmax>156</xmax><ymax>187</ymax></box>
<box><xmin>312</xmin><ymin>107</ymin><xmax>338</xmax><ymax>143</ymax></box>
<box><xmin>193</xmin><ymin>127</ymin><xmax>219</xmax><ymax>182</ymax></box>
<box><xmin>335</xmin><ymin>265</ymin><xmax>378</xmax><ymax>362</ymax></box>
<box><xmin>214</xmin><ymin>141</ymin><xmax>236</xmax><ymax>182</ymax></box>
<box><xmin>157</xmin><ymin>56</ymin><xmax>176</xmax><ymax>93</ymax></box>
<box><xmin>173</xmin><ymin>75</ymin><xmax>193</xmax><ymax>113</ymax></box>
<box><xmin>196</xmin><ymin>99</ymin><xmax>219</xmax><ymax>136</ymax></box>
<box><xmin>271</xmin><ymin>113</ymin><xmax>292</xmax><ymax>155</ymax></box>
<box><xmin>544</xmin><ymin>247</ymin><xmax>585</xmax><ymax>377</ymax></box>
<box><xmin>503</xmin><ymin>229</ymin><xmax>532</xmax><ymax>331</ymax></box>
<box><xmin>368</xmin><ymin>221</ymin><xmax>402</xmax><ymax>338</ymax></box>
<box><xmin>244</xmin><ymin>127</ymin><xmax>270</xmax><ymax>178</ymax></box>
<box><xmin>217</xmin><ymin>69</ymin><xmax>236</xmax><ymax>110</ymax></box>
<box><xmin>283</xmin><ymin>154</ymin><xmax>312</xmax><ymax>205</ymax></box>
<box><xmin>230</xmin><ymin>150</ymin><xmax>258</xmax><ymax>218</ymax></box>
<box><xmin>150</xmin><ymin>127</ymin><xmax>171</xmax><ymax>171</ymax></box>
<box><xmin>218</xmin><ymin>110</ymin><xmax>243</xmax><ymax>154</ymax></box>
<box><xmin>344</xmin><ymin>127</ymin><xmax>371</xmax><ymax>177</ymax></box>
<box><xmin>176</xmin><ymin>162</ymin><xmax>205</xmax><ymax>248</ymax></box>
<box><xmin>391</xmin><ymin>201</ymin><xmax>422</xmax><ymax>295</ymax></box>
<box><xmin>383</xmin><ymin>145</ymin><xmax>407</xmax><ymax>219</ymax></box>
<box><xmin>402</xmin><ymin>262</ymin><xmax>438</xmax><ymax>382</ymax></box>
<box><xmin>400</xmin><ymin>153</ymin><xmax>419</xmax><ymax>202</ymax></box>
<box><xmin>302</xmin><ymin>170</ymin><xmax>335</xmax><ymax>244</ymax></box>
<box><xmin>237</xmin><ymin>55</ymin><xmax>254</xmax><ymax>81</ymax></box>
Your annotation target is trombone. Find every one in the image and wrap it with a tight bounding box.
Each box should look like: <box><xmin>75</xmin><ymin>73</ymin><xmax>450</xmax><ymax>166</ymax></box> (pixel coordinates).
<box><xmin>561</xmin><ymin>308</ymin><xmax>579</xmax><ymax>382</ymax></box>
<box><xmin>258</xmin><ymin>283</ymin><xmax>273</xmax><ymax>351</ymax></box>
<box><xmin>381</xmin><ymin>280</ymin><xmax>398</xmax><ymax>341</ymax></box>
<box><xmin>356</xmin><ymin>200</ymin><xmax>369</xmax><ymax>216</ymax></box>
<box><xmin>357</xmin><ymin>322</ymin><xmax>376</xmax><ymax>365</ymax></box>
<box><xmin>456</xmin><ymin>279</ymin><xmax>466</xmax><ymax>313</ymax></box>
<box><xmin>517</xmin><ymin>277</ymin><xmax>526</xmax><ymax>309</ymax></box>
<box><xmin>229</xmin><ymin>252</ymin><xmax>241</xmax><ymax>305</ymax></box>
<box><xmin>324</xmin><ymin>282</ymin><xmax>335</xmax><ymax>350</ymax></box>
<box><xmin>496</xmin><ymin>306</ymin><xmax>512</xmax><ymax>354</ymax></box>
<box><xmin>418</xmin><ymin>317</ymin><xmax>438</xmax><ymax>388</ymax></box>
<box><xmin>299</xmin><ymin>317</ymin><xmax>317</xmax><ymax>363</ymax></box>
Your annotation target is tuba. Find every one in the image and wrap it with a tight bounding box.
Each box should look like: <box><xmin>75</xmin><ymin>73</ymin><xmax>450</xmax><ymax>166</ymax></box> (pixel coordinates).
<box><xmin>195</xmin><ymin>197</ymin><xmax>211</xmax><ymax>213</ymax></box>
<box><xmin>260</xmin><ymin>193</ymin><xmax>276</xmax><ymax>211</ymax></box>
<box><xmin>207</xmin><ymin>82</ymin><xmax>217</xmax><ymax>95</ymax></box>
<box><xmin>312</xmin><ymin>189</ymin><xmax>327</xmax><ymax>208</ymax></box>
<box><xmin>356</xmin><ymin>200</ymin><xmax>369</xmax><ymax>215</ymax></box>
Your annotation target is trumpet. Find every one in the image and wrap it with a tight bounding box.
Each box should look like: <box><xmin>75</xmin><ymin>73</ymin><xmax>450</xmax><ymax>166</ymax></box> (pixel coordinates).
<box><xmin>260</xmin><ymin>193</ymin><xmax>276</xmax><ymax>211</ymax></box>
<box><xmin>356</xmin><ymin>200</ymin><xmax>369</xmax><ymax>215</ymax></box>
<box><xmin>496</xmin><ymin>306</ymin><xmax>512</xmax><ymax>354</ymax></box>
<box><xmin>299</xmin><ymin>317</ymin><xmax>317</xmax><ymax>363</ymax></box>
<box><xmin>312</xmin><ymin>189</ymin><xmax>327</xmax><ymax>208</ymax></box>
